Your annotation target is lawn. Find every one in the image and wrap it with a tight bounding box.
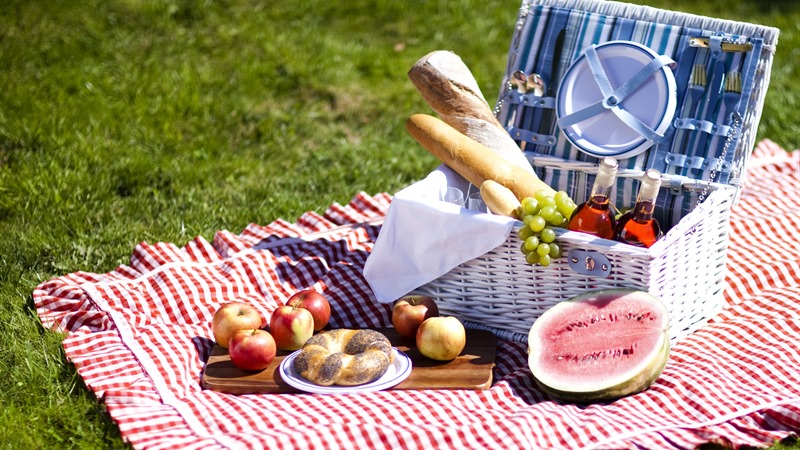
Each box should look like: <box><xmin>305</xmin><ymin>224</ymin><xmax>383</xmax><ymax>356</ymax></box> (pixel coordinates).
<box><xmin>0</xmin><ymin>0</ymin><xmax>797</xmax><ymax>448</ymax></box>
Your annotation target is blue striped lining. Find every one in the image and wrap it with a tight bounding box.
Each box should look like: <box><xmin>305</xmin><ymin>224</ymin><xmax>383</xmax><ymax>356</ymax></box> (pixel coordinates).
<box><xmin>498</xmin><ymin>3</ymin><xmax>764</xmax><ymax>229</ymax></box>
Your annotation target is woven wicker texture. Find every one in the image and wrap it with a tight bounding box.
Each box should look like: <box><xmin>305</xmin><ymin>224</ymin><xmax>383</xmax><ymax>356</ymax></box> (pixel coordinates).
<box><xmin>414</xmin><ymin>0</ymin><xmax>777</xmax><ymax>344</ymax></box>
<box><xmin>414</xmin><ymin>185</ymin><xmax>733</xmax><ymax>343</ymax></box>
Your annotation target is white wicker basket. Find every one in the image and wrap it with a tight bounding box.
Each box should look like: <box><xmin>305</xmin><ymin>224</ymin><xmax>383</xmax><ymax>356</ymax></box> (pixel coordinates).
<box><xmin>413</xmin><ymin>184</ymin><xmax>734</xmax><ymax>344</ymax></box>
<box><xmin>409</xmin><ymin>0</ymin><xmax>779</xmax><ymax>344</ymax></box>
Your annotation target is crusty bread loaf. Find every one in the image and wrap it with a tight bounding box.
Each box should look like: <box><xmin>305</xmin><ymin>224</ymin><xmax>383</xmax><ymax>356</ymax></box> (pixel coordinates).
<box><xmin>406</xmin><ymin>114</ymin><xmax>556</xmax><ymax>200</ymax></box>
<box><xmin>293</xmin><ymin>329</ymin><xmax>394</xmax><ymax>386</ymax></box>
<box><xmin>480</xmin><ymin>180</ymin><xmax>521</xmax><ymax>219</ymax></box>
<box><xmin>408</xmin><ymin>50</ymin><xmax>534</xmax><ymax>174</ymax></box>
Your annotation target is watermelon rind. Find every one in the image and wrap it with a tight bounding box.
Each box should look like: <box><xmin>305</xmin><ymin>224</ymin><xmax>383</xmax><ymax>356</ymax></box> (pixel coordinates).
<box><xmin>527</xmin><ymin>289</ymin><xmax>670</xmax><ymax>403</ymax></box>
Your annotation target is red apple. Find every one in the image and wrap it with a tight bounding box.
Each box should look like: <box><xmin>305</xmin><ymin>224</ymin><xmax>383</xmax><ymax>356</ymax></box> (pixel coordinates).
<box><xmin>228</xmin><ymin>329</ymin><xmax>277</xmax><ymax>371</ymax></box>
<box><xmin>286</xmin><ymin>289</ymin><xmax>331</xmax><ymax>331</ymax></box>
<box><xmin>212</xmin><ymin>301</ymin><xmax>265</xmax><ymax>348</ymax></box>
<box><xmin>416</xmin><ymin>316</ymin><xmax>466</xmax><ymax>361</ymax></box>
<box><xmin>392</xmin><ymin>295</ymin><xmax>439</xmax><ymax>340</ymax></box>
<box><xmin>269</xmin><ymin>305</ymin><xmax>314</xmax><ymax>351</ymax></box>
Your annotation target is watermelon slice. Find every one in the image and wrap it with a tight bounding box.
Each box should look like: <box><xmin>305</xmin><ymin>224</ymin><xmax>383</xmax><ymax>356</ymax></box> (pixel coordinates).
<box><xmin>527</xmin><ymin>289</ymin><xmax>670</xmax><ymax>403</ymax></box>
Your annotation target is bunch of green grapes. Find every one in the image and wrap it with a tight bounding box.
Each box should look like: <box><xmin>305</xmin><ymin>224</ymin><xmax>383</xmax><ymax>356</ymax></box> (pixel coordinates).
<box><xmin>516</xmin><ymin>190</ymin><xmax>577</xmax><ymax>267</ymax></box>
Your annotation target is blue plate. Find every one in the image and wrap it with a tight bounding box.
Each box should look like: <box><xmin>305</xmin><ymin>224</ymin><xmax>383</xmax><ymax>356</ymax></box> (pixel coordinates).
<box><xmin>556</xmin><ymin>40</ymin><xmax>677</xmax><ymax>160</ymax></box>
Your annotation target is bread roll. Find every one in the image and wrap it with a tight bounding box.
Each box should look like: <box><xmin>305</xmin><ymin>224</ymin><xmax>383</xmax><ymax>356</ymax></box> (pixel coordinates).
<box><xmin>293</xmin><ymin>329</ymin><xmax>394</xmax><ymax>386</ymax></box>
<box><xmin>480</xmin><ymin>180</ymin><xmax>521</xmax><ymax>219</ymax></box>
<box><xmin>406</xmin><ymin>114</ymin><xmax>556</xmax><ymax>199</ymax></box>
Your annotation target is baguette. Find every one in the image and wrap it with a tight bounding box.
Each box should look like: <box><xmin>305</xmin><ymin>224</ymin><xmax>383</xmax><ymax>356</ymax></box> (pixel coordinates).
<box><xmin>406</xmin><ymin>114</ymin><xmax>556</xmax><ymax>200</ymax></box>
<box><xmin>480</xmin><ymin>180</ymin><xmax>521</xmax><ymax>219</ymax></box>
<box><xmin>408</xmin><ymin>51</ymin><xmax>534</xmax><ymax>174</ymax></box>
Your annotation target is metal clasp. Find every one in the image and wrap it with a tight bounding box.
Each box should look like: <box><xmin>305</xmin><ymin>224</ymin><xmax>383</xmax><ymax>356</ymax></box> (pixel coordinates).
<box><xmin>568</xmin><ymin>249</ymin><xmax>612</xmax><ymax>277</ymax></box>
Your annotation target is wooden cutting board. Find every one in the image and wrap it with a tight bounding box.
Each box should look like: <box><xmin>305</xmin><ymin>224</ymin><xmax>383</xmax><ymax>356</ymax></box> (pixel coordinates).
<box><xmin>202</xmin><ymin>327</ymin><xmax>496</xmax><ymax>394</ymax></box>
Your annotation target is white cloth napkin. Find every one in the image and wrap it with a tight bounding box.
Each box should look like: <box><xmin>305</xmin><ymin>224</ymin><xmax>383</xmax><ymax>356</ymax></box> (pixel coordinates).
<box><xmin>363</xmin><ymin>165</ymin><xmax>516</xmax><ymax>303</ymax></box>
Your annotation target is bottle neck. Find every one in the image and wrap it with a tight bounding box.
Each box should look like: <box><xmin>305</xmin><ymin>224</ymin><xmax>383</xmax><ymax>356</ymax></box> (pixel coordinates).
<box><xmin>590</xmin><ymin>183</ymin><xmax>613</xmax><ymax>201</ymax></box>
<box><xmin>590</xmin><ymin>157</ymin><xmax>618</xmax><ymax>201</ymax></box>
<box><xmin>632</xmin><ymin>170</ymin><xmax>661</xmax><ymax>221</ymax></box>
<box><xmin>632</xmin><ymin>200</ymin><xmax>656</xmax><ymax>220</ymax></box>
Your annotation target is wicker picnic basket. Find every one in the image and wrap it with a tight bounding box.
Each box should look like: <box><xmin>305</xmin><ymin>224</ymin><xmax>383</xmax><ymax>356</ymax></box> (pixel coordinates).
<box><xmin>409</xmin><ymin>0</ymin><xmax>779</xmax><ymax>344</ymax></box>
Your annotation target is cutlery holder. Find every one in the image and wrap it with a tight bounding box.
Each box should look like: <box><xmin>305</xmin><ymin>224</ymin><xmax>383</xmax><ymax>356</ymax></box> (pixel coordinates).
<box><xmin>496</xmin><ymin>0</ymin><xmax>779</xmax><ymax>222</ymax></box>
<box><xmin>402</xmin><ymin>0</ymin><xmax>779</xmax><ymax>344</ymax></box>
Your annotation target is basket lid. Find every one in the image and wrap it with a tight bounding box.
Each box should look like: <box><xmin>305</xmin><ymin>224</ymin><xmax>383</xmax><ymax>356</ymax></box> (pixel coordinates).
<box><xmin>556</xmin><ymin>41</ymin><xmax>678</xmax><ymax>160</ymax></box>
<box><xmin>495</xmin><ymin>0</ymin><xmax>778</xmax><ymax>193</ymax></box>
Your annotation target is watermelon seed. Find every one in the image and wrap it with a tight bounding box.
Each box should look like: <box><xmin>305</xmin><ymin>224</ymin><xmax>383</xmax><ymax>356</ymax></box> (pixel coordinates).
<box><xmin>561</xmin><ymin>343</ymin><xmax>639</xmax><ymax>364</ymax></box>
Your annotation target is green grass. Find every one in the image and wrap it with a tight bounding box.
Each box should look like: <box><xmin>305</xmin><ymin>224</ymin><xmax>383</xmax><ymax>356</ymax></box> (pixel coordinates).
<box><xmin>0</xmin><ymin>0</ymin><xmax>797</xmax><ymax>448</ymax></box>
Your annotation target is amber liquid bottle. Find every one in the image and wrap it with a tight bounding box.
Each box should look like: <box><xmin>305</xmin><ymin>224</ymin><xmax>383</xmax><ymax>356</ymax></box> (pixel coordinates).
<box><xmin>615</xmin><ymin>169</ymin><xmax>664</xmax><ymax>248</ymax></box>
<box><xmin>567</xmin><ymin>157</ymin><xmax>618</xmax><ymax>239</ymax></box>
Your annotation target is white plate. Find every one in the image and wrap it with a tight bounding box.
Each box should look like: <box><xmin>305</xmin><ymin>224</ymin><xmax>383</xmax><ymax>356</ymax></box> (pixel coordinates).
<box><xmin>279</xmin><ymin>348</ymin><xmax>412</xmax><ymax>394</ymax></box>
<box><xmin>556</xmin><ymin>40</ymin><xmax>677</xmax><ymax>159</ymax></box>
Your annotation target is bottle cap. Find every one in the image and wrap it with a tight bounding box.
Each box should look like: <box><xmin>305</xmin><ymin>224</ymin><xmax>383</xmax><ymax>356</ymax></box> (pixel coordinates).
<box><xmin>644</xmin><ymin>168</ymin><xmax>661</xmax><ymax>181</ymax></box>
<box><xmin>601</xmin><ymin>157</ymin><xmax>619</xmax><ymax>170</ymax></box>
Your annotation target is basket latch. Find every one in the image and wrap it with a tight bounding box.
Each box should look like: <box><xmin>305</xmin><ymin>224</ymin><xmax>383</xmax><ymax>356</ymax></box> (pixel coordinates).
<box><xmin>568</xmin><ymin>250</ymin><xmax>612</xmax><ymax>277</ymax></box>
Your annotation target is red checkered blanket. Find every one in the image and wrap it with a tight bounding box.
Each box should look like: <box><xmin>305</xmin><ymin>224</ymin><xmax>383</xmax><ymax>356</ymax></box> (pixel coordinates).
<box><xmin>35</xmin><ymin>140</ymin><xmax>799</xmax><ymax>449</ymax></box>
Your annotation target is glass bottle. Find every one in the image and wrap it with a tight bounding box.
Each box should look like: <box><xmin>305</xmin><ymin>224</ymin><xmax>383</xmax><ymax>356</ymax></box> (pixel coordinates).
<box><xmin>566</xmin><ymin>157</ymin><xmax>618</xmax><ymax>239</ymax></box>
<box><xmin>614</xmin><ymin>169</ymin><xmax>663</xmax><ymax>248</ymax></box>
